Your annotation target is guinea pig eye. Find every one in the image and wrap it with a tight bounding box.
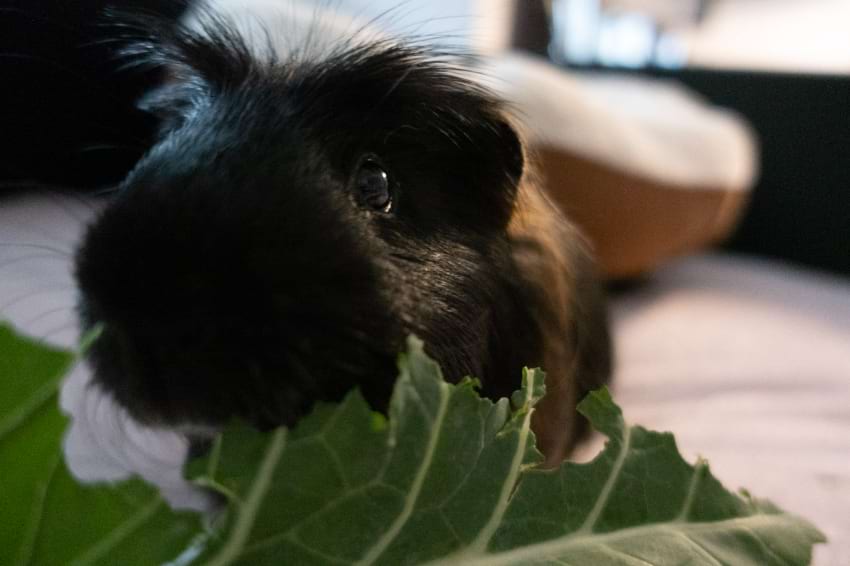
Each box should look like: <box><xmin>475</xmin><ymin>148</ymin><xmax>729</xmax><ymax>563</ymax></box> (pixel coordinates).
<box><xmin>354</xmin><ymin>158</ymin><xmax>392</xmax><ymax>212</ymax></box>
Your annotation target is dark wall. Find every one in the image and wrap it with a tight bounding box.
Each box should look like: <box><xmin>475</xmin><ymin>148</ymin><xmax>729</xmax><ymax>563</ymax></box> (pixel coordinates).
<box><xmin>513</xmin><ymin>0</ymin><xmax>849</xmax><ymax>276</ymax></box>
<box><xmin>0</xmin><ymin>1</ymin><xmax>185</xmax><ymax>190</ymax></box>
<box><xmin>649</xmin><ymin>67</ymin><xmax>850</xmax><ymax>277</ymax></box>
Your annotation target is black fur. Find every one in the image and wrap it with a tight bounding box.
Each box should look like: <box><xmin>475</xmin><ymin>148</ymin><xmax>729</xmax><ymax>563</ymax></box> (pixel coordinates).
<box><xmin>75</xmin><ymin>13</ymin><xmax>545</xmax><ymax>429</ymax></box>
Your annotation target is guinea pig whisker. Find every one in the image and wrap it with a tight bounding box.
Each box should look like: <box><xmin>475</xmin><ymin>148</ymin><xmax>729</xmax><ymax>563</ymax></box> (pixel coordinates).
<box><xmin>344</xmin><ymin>0</ymin><xmax>417</xmax><ymax>41</ymax></box>
<box><xmin>392</xmin><ymin>16</ymin><xmax>476</xmax><ymax>44</ymax></box>
<box><xmin>88</xmin><ymin>186</ymin><xmax>121</xmax><ymax>199</ymax></box>
<box><xmin>0</xmin><ymin>253</ymin><xmax>71</xmax><ymax>271</ymax></box>
<box><xmin>39</xmin><ymin>321</ymin><xmax>78</xmax><ymax>342</ymax></box>
<box><xmin>34</xmin><ymin>187</ymin><xmax>97</xmax><ymax>224</ymax></box>
<box><xmin>20</xmin><ymin>305</ymin><xmax>76</xmax><ymax>328</ymax></box>
<box><xmin>0</xmin><ymin>242</ymin><xmax>72</xmax><ymax>258</ymax></box>
<box><xmin>74</xmin><ymin>143</ymin><xmax>141</xmax><ymax>156</ymax></box>
<box><xmin>0</xmin><ymin>218</ymin><xmax>76</xmax><ymax>250</ymax></box>
<box><xmin>0</xmin><ymin>286</ymin><xmax>76</xmax><ymax>316</ymax></box>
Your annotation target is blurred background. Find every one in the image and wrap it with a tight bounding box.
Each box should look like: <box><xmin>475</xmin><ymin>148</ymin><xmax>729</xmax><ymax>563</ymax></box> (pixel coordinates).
<box><xmin>2</xmin><ymin>0</ymin><xmax>847</xmax><ymax>274</ymax></box>
<box><xmin>325</xmin><ymin>0</ymin><xmax>850</xmax><ymax>277</ymax></box>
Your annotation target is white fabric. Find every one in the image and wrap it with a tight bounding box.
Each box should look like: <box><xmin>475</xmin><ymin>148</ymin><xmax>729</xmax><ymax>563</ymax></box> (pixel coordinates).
<box><xmin>481</xmin><ymin>52</ymin><xmax>758</xmax><ymax>191</ymax></box>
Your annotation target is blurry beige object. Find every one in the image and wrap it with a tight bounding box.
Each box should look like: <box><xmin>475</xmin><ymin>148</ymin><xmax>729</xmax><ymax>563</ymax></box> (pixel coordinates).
<box><xmin>483</xmin><ymin>52</ymin><xmax>758</xmax><ymax>278</ymax></box>
<box><xmin>678</xmin><ymin>0</ymin><xmax>850</xmax><ymax>74</ymax></box>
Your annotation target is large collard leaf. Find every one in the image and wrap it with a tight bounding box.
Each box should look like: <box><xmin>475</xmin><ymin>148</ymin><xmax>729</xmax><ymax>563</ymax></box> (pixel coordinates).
<box><xmin>184</xmin><ymin>337</ymin><xmax>530</xmax><ymax>565</ymax></box>
<box><xmin>0</xmin><ymin>324</ymin><xmax>203</xmax><ymax>566</ymax></box>
<box><xmin>0</xmin><ymin>324</ymin><xmax>825</xmax><ymax>565</ymax></box>
<box><xmin>187</xmin><ymin>337</ymin><xmax>825</xmax><ymax>566</ymax></box>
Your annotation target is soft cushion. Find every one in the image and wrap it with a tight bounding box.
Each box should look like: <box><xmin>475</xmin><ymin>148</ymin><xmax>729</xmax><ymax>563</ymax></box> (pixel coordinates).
<box><xmin>484</xmin><ymin>53</ymin><xmax>758</xmax><ymax>278</ymax></box>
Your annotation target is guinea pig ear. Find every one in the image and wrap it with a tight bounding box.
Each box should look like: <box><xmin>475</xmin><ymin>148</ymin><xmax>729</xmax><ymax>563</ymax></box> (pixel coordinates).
<box><xmin>114</xmin><ymin>7</ymin><xmax>253</xmax><ymax>133</ymax></box>
<box><xmin>490</xmin><ymin>116</ymin><xmax>525</xmax><ymax>190</ymax></box>
<box><xmin>136</xmin><ymin>80</ymin><xmax>203</xmax><ymax>134</ymax></box>
<box><xmin>469</xmin><ymin>113</ymin><xmax>526</xmax><ymax>228</ymax></box>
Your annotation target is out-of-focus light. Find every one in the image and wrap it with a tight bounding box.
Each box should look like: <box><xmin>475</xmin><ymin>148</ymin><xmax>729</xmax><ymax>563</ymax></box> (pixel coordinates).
<box><xmin>654</xmin><ymin>33</ymin><xmax>688</xmax><ymax>69</ymax></box>
<box><xmin>597</xmin><ymin>12</ymin><xmax>656</xmax><ymax>68</ymax></box>
<box><xmin>552</xmin><ymin>0</ymin><xmax>602</xmax><ymax>64</ymax></box>
<box><xmin>551</xmin><ymin>0</ymin><xmax>690</xmax><ymax>69</ymax></box>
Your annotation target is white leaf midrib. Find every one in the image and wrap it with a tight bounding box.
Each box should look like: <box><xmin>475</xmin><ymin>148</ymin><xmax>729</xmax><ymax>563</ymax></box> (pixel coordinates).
<box><xmin>0</xmin><ymin>375</ymin><xmax>63</xmax><ymax>440</ymax></box>
<box><xmin>462</xmin><ymin>369</ymin><xmax>539</xmax><ymax>554</ymax></box>
<box><xmin>575</xmin><ymin>425</ymin><xmax>632</xmax><ymax>534</ymax></box>
<box><xmin>16</xmin><ymin>452</ymin><xmax>62</xmax><ymax>566</ymax></box>
<box><xmin>434</xmin><ymin>513</ymin><xmax>809</xmax><ymax>566</ymax></box>
<box><xmin>355</xmin><ymin>381</ymin><xmax>451</xmax><ymax>566</ymax></box>
<box><xmin>68</xmin><ymin>499</ymin><xmax>162</xmax><ymax>566</ymax></box>
<box><xmin>202</xmin><ymin>427</ymin><xmax>288</xmax><ymax>566</ymax></box>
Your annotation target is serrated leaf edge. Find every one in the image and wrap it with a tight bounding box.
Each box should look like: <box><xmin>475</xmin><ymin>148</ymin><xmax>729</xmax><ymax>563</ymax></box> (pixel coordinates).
<box><xmin>461</xmin><ymin>367</ymin><xmax>541</xmax><ymax>555</ymax></box>
<box><xmin>423</xmin><ymin>400</ymin><xmax>823</xmax><ymax>566</ymax></box>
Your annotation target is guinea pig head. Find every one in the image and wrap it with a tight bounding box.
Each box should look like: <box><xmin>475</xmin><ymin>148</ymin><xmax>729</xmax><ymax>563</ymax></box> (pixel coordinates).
<box><xmin>74</xmin><ymin>19</ymin><xmax>527</xmax><ymax>430</ymax></box>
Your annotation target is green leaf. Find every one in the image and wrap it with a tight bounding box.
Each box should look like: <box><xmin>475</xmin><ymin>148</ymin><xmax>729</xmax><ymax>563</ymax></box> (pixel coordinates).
<box><xmin>0</xmin><ymin>323</ymin><xmax>204</xmax><ymax>566</ymax></box>
<box><xmin>1</xmin><ymin>326</ymin><xmax>825</xmax><ymax>565</ymax></box>
<box><xmin>186</xmin><ymin>337</ymin><xmax>825</xmax><ymax>565</ymax></box>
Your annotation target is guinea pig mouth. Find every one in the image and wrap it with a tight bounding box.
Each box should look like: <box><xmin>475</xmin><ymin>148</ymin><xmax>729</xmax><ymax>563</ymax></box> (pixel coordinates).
<box><xmin>80</xmin><ymin>313</ymin><xmax>399</xmax><ymax>431</ymax></box>
<box><xmin>80</xmin><ymin>321</ymin><xmax>286</xmax><ymax>426</ymax></box>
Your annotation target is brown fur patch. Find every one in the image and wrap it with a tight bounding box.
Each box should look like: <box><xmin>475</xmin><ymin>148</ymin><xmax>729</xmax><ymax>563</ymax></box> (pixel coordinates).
<box><xmin>508</xmin><ymin>163</ymin><xmax>612</xmax><ymax>466</ymax></box>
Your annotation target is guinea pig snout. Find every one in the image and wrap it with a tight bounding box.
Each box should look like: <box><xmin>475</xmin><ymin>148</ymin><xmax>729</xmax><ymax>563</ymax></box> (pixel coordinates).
<box><xmin>78</xmin><ymin>314</ymin><xmax>304</xmax><ymax>427</ymax></box>
<box><xmin>73</xmin><ymin>194</ymin><xmax>400</xmax><ymax>429</ymax></box>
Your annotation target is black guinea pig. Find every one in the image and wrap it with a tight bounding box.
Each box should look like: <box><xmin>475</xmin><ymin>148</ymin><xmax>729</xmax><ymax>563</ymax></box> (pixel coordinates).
<box><xmin>74</xmin><ymin>6</ymin><xmax>612</xmax><ymax>466</ymax></box>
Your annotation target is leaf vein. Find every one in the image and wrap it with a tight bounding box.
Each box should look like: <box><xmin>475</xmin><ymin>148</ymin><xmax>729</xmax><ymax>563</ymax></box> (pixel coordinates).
<box><xmin>67</xmin><ymin>498</ymin><xmax>162</xmax><ymax>566</ymax></box>
<box><xmin>672</xmin><ymin>531</ymin><xmax>725</xmax><ymax>566</ymax></box>
<box><xmin>0</xmin><ymin>379</ymin><xmax>62</xmax><ymax>440</ymax></box>
<box><xmin>575</xmin><ymin>425</ymin><xmax>632</xmax><ymax>534</ymax></box>
<box><xmin>201</xmin><ymin>428</ymin><xmax>288</xmax><ymax>566</ymax></box>
<box><xmin>599</xmin><ymin>544</ymin><xmax>656</xmax><ymax>566</ymax></box>
<box><xmin>354</xmin><ymin>382</ymin><xmax>451</xmax><ymax>565</ymax></box>
<box><xmin>462</xmin><ymin>369</ymin><xmax>540</xmax><ymax>554</ymax></box>
<box><xmin>741</xmin><ymin>525</ymin><xmax>794</xmax><ymax>566</ymax></box>
<box><xmin>14</xmin><ymin>451</ymin><xmax>62</xmax><ymax>566</ymax></box>
<box><xmin>424</xmin><ymin>513</ymin><xmax>809</xmax><ymax>566</ymax></box>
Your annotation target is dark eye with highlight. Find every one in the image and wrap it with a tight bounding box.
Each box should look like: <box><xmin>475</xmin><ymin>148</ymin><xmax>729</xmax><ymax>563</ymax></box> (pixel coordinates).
<box><xmin>355</xmin><ymin>158</ymin><xmax>392</xmax><ymax>212</ymax></box>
